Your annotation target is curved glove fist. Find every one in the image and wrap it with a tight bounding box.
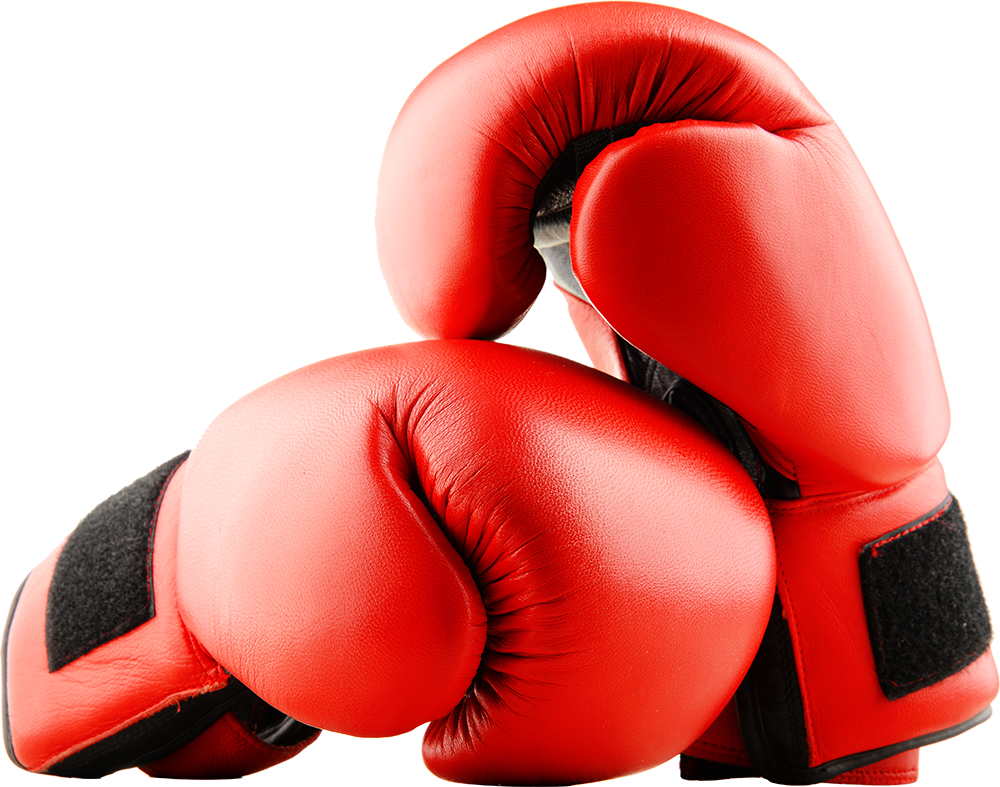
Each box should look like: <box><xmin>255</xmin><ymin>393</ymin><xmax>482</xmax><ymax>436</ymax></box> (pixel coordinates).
<box><xmin>4</xmin><ymin>341</ymin><xmax>774</xmax><ymax>785</ymax></box>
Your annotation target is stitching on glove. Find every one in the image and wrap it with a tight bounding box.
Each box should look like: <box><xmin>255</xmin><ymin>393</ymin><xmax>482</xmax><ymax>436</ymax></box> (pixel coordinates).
<box><xmin>867</xmin><ymin>502</ymin><xmax>950</xmax><ymax>559</ymax></box>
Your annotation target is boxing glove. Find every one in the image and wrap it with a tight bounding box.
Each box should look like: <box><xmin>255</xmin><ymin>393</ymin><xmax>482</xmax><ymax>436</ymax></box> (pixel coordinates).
<box><xmin>3</xmin><ymin>340</ymin><xmax>775</xmax><ymax>784</ymax></box>
<box><xmin>375</xmin><ymin>3</ymin><xmax>997</xmax><ymax>784</ymax></box>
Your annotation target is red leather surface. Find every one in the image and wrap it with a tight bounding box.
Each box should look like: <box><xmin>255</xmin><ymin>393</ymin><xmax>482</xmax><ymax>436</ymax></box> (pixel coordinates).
<box><xmin>683</xmin><ymin>696</ymin><xmax>752</xmax><ymax>769</ymax></box>
<box><xmin>830</xmin><ymin>750</ymin><xmax>919</xmax><ymax>785</ymax></box>
<box><xmin>377</xmin><ymin>2</ymin><xmax>828</xmax><ymax>342</ymax></box>
<box><xmin>139</xmin><ymin>711</ymin><xmax>320</xmax><ymax>779</ymax></box>
<box><xmin>4</xmin><ymin>463</ymin><xmax>229</xmax><ymax>773</ymax></box>
<box><xmin>572</xmin><ymin>120</ymin><xmax>949</xmax><ymax>495</ymax></box>
<box><xmin>560</xmin><ymin>285</ymin><xmax>628</xmax><ymax>381</ymax></box>
<box><xmin>176</xmin><ymin>340</ymin><xmax>775</xmax><ymax>784</ymax></box>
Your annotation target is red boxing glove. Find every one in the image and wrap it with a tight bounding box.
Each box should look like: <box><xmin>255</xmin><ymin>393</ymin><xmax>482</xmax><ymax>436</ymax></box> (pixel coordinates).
<box><xmin>375</xmin><ymin>3</ymin><xmax>997</xmax><ymax>784</ymax></box>
<box><xmin>2</xmin><ymin>341</ymin><xmax>775</xmax><ymax>785</ymax></box>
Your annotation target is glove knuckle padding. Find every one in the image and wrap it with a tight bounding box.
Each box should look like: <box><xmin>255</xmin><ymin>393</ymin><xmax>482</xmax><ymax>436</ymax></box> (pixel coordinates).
<box><xmin>572</xmin><ymin>120</ymin><xmax>949</xmax><ymax>492</ymax></box>
<box><xmin>376</xmin><ymin>2</ymin><xmax>827</xmax><ymax>342</ymax></box>
<box><xmin>175</xmin><ymin>341</ymin><xmax>776</xmax><ymax>784</ymax></box>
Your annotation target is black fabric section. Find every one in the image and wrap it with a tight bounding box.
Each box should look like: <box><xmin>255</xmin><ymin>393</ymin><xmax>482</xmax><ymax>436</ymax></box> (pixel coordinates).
<box><xmin>573</xmin><ymin>128</ymin><xmax>617</xmax><ymax>179</ymax></box>
<box><xmin>736</xmin><ymin>594</ymin><xmax>810</xmax><ymax>771</ymax></box>
<box><xmin>531</xmin><ymin>120</ymin><xmax>650</xmax><ymax>251</ymax></box>
<box><xmin>618</xmin><ymin>341</ymin><xmax>800</xmax><ymax>500</ymax></box>
<box><xmin>679</xmin><ymin>754</ymin><xmax>757</xmax><ymax>780</ymax></box>
<box><xmin>2</xmin><ymin>578</ymin><xmax>28</xmax><ymax>770</ymax></box>
<box><xmin>229</xmin><ymin>692</ymin><xmax>319</xmax><ymax>747</ymax></box>
<box><xmin>45</xmin><ymin>452</ymin><xmax>189</xmax><ymax>673</ymax></box>
<box><xmin>46</xmin><ymin>678</ymin><xmax>249</xmax><ymax>777</ymax></box>
<box><xmin>860</xmin><ymin>497</ymin><xmax>992</xmax><ymax>701</ymax></box>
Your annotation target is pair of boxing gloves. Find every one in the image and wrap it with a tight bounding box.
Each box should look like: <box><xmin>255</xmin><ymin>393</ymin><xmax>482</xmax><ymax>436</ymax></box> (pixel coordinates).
<box><xmin>3</xmin><ymin>3</ymin><xmax>995</xmax><ymax>785</ymax></box>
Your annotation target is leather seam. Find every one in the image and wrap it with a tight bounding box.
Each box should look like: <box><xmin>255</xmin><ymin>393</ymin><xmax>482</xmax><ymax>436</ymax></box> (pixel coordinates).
<box><xmin>867</xmin><ymin>498</ymin><xmax>951</xmax><ymax>557</ymax></box>
<box><xmin>769</xmin><ymin>462</ymin><xmax>939</xmax><ymax>517</ymax></box>
<box><xmin>769</xmin><ymin>482</ymin><xmax>907</xmax><ymax>517</ymax></box>
<box><xmin>179</xmin><ymin>618</ymin><xmax>227</xmax><ymax>685</ymax></box>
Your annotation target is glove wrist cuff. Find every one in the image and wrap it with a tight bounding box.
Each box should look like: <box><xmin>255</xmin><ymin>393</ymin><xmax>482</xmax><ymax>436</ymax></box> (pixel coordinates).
<box><xmin>738</xmin><ymin>462</ymin><xmax>997</xmax><ymax>782</ymax></box>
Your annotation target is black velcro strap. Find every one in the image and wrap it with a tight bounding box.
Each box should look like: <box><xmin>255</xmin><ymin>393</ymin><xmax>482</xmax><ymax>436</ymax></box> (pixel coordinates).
<box><xmin>859</xmin><ymin>497</ymin><xmax>992</xmax><ymax>701</ymax></box>
<box><xmin>45</xmin><ymin>452</ymin><xmax>189</xmax><ymax>672</ymax></box>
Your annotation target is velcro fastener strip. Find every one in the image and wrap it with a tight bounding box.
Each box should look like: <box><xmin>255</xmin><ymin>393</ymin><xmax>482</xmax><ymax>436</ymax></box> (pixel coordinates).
<box><xmin>859</xmin><ymin>497</ymin><xmax>992</xmax><ymax>701</ymax></box>
<box><xmin>45</xmin><ymin>453</ymin><xmax>189</xmax><ymax>672</ymax></box>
